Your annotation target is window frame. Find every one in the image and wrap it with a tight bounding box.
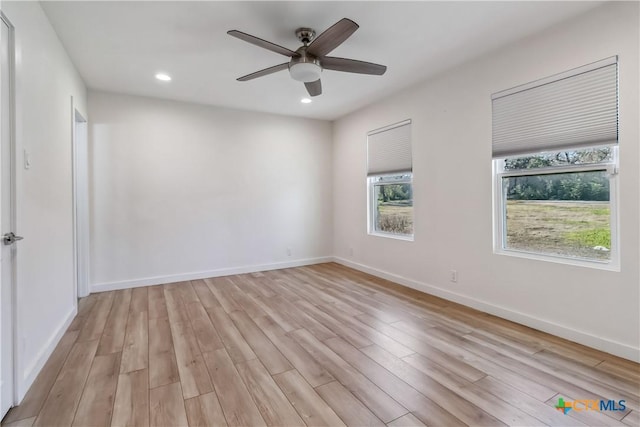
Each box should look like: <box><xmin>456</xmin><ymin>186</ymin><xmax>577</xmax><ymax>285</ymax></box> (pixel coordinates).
<box><xmin>493</xmin><ymin>146</ymin><xmax>619</xmax><ymax>270</ymax></box>
<box><xmin>367</xmin><ymin>172</ymin><xmax>414</xmax><ymax>241</ymax></box>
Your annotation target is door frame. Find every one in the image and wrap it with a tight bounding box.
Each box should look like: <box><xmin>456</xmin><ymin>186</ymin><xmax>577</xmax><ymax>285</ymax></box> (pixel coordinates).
<box><xmin>71</xmin><ymin>98</ymin><xmax>88</xmax><ymax>301</ymax></box>
<box><xmin>0</xmin><ymin>9</ymin><xmax>18</xmax><ymax>412</ymax></box>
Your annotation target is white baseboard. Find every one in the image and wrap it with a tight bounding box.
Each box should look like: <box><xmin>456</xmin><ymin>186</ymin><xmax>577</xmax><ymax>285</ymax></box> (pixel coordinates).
<box><xmin>333</xmin><ymin>257</ymin><xmax>640</xmax><ymax>363</ymax></box>
<box><xmin>91</xmin><ymin>256</ymin><xmax>334</xmax><ymax>293</ymax></box>
<box><xmin>17</xmin><ymin>305</ymin><xmax>77</xmax><ymax>403</ymax></box>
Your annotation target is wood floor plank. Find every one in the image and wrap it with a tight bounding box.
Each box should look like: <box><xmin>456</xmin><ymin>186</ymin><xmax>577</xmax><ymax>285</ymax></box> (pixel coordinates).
<box><xmin>292</xmin><ymin>329</ymin><xmax>408</xmax><ymax>423</ymax></box>
<box><xmin>78</xmin><ymin>292</ymin><xmax>115</xmax><ymax>342</ymax></box>
<box><xmin>34</xmin><ymin>339</ymin><xmax>99</xmax><ymax>427</ymax></box>
<box><xmin>204</xmin><ymin>277</ymin><xmax>242</xmax><ymax>313</ymax></box>
<box><xmin>67</xmin><ymin>313</ymin><xmax>88</xmax><ymax>332</ymax></box>
<box><xmin>231</xmin><ymin>274</ymin><xmax>275</xmax><ymax>299</ymax></box>
<box><xmin>148</xmin><ymin>316</ymin><xmax>180</xmax><ymax>389</ymax></box>
<box><xmin>2</xmin><ymin>330</ymin><xmax>79</xmax><ymax>424</ymax></box>
<box><xmin>185</xmin><ymin>301</ymin><xmax>224</xmax><ymax>354</ymax></box>
<box><xmin>467</xmin><ymin>328</ymin><xmax>542</xmax><ymax>356</ymax></box>
<box><xmin>235</xmin><ymin>358</ymin><xmax>305</xmax><ymax>426</ymax></box>
<box><xmin>396</xmin><ymin>333</ymin><xmax>487</xmax><ymax>382</ymax></box>
<box><xmin>1</xmin><ymin>416</ymin><xmax>36</xmax><ymax>427</ymax></box>
<box><xmin>386</xmin><ymin>299</ymin><xmax>474</xmax><ymax>336</ymax></box>
<box><xmin>229</xmin><ymin>310</ymin><xmax>292</xmax><ymax>374</ymax></box>
<box><xmin>361</xmin><ymin>344</ymin><xmax>506</xmax><ymax>426</ymax></box>
<box><xmin>251</xmin><ymin>292</ymin><xmax>302</xmax><ymax>332</ymax></box>
<box><xmin>204</xmin><ymin>306</ymin><xmax>257</xmax><ymax>364</ymax></box>
<box><xmin>184</xmin><ymin>392</ymin><xmax>227</xmax><ymax>427</ymax></box>
<box><xmin>324</xmin><ymin>337</ymin><xmax>466</xmax><ymax>427</ymax></box>
<box><xmin>252</xmin><ymin>315</ymin><xmax>335</xmax><ymax>387</ymax></box>
<box><xmin>148</xmin><ymin>285</ymin><xmax>169</xmax><ymax>320</ymax></box>
<box><xmin>597</xmin><ymin>359</ymin><xmax>640</xmax><ymax>384</ymax></box>
<box><xmin>77</xmin><ymin>293</ymin><xmax>99</xmax><ymax>317</ymax></box>
<box><xmin>191</xmin><ymin>279</ymin><xmax>222</xmax><ymax>309</ymax></box>
<box><xmin>225</xmin><ymin>277</ymin><xmax>268</xmax><ymax>318</ymax></box>
<box><xmin>358</xmin><ymin>313</ymin><xmax>558</xmax><ymax>402</ymax></box>
<box><xmin>120</xmin><ymin>310</ymin><xmax>148</xmax><ymax>373</ymax></box>
<box><xmin>534</xmin><ymin>349</ymin><xmax>640</xmax><ymax>398</ymax></box>
<box><xmin>451</xmin><ymin>328</ymin><xmax>636</xmax><ymax>415</ymax></box>
<box><xmin>73</xmin><ymin>352</ymin><xmax>121</xmax><ymax>427</ymax></box>
<box><xmin>286</xmin><ymin>271</ymin><xmax>348</xmax><ymax>306</ymax></box>
<box><xmin>297</xmin><ymin>299</ymin><xmax>374</xmax><ymax>348</ymax></box>
<box><xmin>315</xmin><ymin>381</ymin><xmax>385</xmax><ymax>427</ymax></box>
<box><xmin>272</xmin><ymin>370</ymin><xmax>346</xmax><ymax>427</ymax></box>
<box><xmin>164</xmin><ymin>286</ymin><xmax>190</xmax><ymax>324</ymax></box>
<box><xmin>111</xmin><ymin>369</ymin><xmax>149</xmax><ymax>427</ymax></box>
<box><xmin>270</xmin><ymin>296</ymin><xmax>336</xmax><ymax>341</ymax></box>
<box><xmin>475</xmin><ymin>376</ymin><xmax>588</xmax><ymax>426</ymax></box>
<box><xmin>317</xmin><ymin>303</ymin><xmax>414</xmax><ymax>358</ymax></box>
<box><xmin>323</xmin><ymin>287</ymin><xmax>401</xmax><ymax>324</ymax></box>
<box><xmin>149</xmin><ymin>382</ymin><xmax>189</xmax><ymax>427</ymax></box>
<box><xmin>261</xmin><ymin>272</ymin><xmax>304</xmax><ymax>302</ymax></box>
<box><xmin>179</xmin><ymin>282</ymin><xmax>200</xmax><ymax>305</ymax></box>
<box><xmin>402</xmin><ymin>352</ymin><xmax>544</xmax><ymax>426</ymax></box>
<box><xmin>129</xmin><ymin>287</ymin><xmax>148</xmax><ymax>314</ymax></box>
<box><xmin>97</xmin><ymin>289</ymin><xmax>132</xmax><ymax>355</ymax></box>
<box><xmin>170</xmin><ymin>319</ymin><xmax>214</xmax><ymax>399</ymax></box>
<box><xmin>387</xmin><ymin>413</ymin><xmax>427</xmax><ymax>427</ymax></box>
<box><xmin>202</xmin><ymin>349</ymin><xmax>267</xmax><ymax>427</ymax></box>
<box><xmin>621</xmin><ymin>410</ymin><xmax>639</xmax><ymax>427</ymax></box>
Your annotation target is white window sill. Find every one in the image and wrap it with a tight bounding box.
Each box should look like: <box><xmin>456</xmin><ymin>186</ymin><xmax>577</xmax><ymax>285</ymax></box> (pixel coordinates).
<box><xmin>494</xmin><ymin>248</ymin><xmax>620</xmax><ymax>272</ymax></box>
<box><xmin>368</xmin><ymin>231</ymin><xmax>414</xmax><ymax>242</ymax></box>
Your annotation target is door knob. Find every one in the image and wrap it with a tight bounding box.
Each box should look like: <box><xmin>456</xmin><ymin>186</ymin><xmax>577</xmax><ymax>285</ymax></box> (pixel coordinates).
<box><xmin>2</xmin><ymin>232</ymin><xmax>23</xmax><ymax>245</ymax></box>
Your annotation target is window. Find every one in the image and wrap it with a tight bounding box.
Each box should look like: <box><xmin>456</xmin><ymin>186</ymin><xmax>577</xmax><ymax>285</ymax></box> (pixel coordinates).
<box><xmin>367</xmin><ymin>120</ymin><xmax>413</xmax><ymax>239</ymax></box>
<box><xmin>492</xmin><ymin>57</ymin><xmax>619</xmax><ymax>267</ymax></box>
<box><xmin>495</xmin><ymin>147</ymin><xmax>617</xmax><ymax>263</ymax></box>
<box><xmin>369</xmin><ymin>173</ymin><xmax>413</xmax><ymax>237</ymax></box>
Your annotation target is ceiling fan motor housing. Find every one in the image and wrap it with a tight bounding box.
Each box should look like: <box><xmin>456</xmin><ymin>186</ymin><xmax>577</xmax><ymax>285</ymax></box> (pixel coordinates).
<box><xmin>295</xmin><ymin>27</ymin><xmax>316</xmax><ymax>44</ymax></box>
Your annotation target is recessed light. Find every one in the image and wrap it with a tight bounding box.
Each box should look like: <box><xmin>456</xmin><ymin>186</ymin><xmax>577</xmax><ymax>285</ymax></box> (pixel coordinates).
<box><xmin>155</xmin><ymin>73</ymin><xmax>172</xmax><ymax>81</ymax></box>
<box><xmin>300</xmin><ymin>98</ymin><xmax>312</xmax><ymax>104</ymax></box>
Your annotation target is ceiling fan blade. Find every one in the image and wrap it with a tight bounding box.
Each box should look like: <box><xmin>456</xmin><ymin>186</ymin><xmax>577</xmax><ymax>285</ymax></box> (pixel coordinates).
<box><xmin>322</xmin><ymin>56</ymin><xmax>387</xmax><ymax>75</ymax></box>
<box><xmin>237</xmin><ymin>63</ymin><xmax>289</xmax><ymax>81</ymax></box>
<box><xmin>305</xmin><ymin>79</ymin><xmax>322</xmax><ymax>97</ymax></box>
<box><xmin>228</xmin><ymin>30</ymin><xmax>298</xmax><ymax>57</ymax></box>
<box><xmin>306</xmin><ymin>18</ymin><xmax>358</xmax><ymax>57</ymax></box>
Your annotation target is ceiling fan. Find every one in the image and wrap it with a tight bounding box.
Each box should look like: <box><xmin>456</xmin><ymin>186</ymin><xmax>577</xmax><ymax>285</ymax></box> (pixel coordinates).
<box><xmin>228</xmin><ymin>18</ymin><xmax>387</xmax><ymax>97</ymax></box>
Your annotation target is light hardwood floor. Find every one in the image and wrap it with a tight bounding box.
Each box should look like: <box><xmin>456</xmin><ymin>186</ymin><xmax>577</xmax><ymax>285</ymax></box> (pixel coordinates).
<box><xmin>2</xmin><ymin>263</ymin><xmax>639</xmax><ymax>426</ymax></box>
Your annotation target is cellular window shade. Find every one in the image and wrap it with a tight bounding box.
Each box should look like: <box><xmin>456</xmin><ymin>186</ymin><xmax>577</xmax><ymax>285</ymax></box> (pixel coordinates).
<box><xmin>492</xmin><ymin>57</ymin><xmax>618</xmax><ymax>158</ymax></box>
<box><xmin>367</xmin><ymin>120</ymin><xmax>412</xmax><ymax>176</ymax></box>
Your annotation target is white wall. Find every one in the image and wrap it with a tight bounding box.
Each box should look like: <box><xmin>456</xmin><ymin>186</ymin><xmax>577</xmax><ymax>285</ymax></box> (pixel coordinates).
<box><xmin>333</xmin><ymin>2</ymin><xmax>640</xmax><ymax>361</ymax></box>
<box><xmin>2</xmin><ymin>1</ymin><xmax>87</xmax><ymax>400</ymax></box>
<box><xmin>89</xmin><ymin>91</ymin><xmax>332</xmax><ymax>290</ymax></box>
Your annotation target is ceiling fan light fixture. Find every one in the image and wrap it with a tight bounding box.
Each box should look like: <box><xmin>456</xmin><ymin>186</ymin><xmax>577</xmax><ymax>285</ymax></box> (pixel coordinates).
<box><xmin>229</xmin><ymin>18</ymin><xmax>386</xmax><ymax>97</ymax></box>
<box><xmin>289</xmin><ymin>62</ymin><xmax>322</xmax><ymax>83</ymax></box>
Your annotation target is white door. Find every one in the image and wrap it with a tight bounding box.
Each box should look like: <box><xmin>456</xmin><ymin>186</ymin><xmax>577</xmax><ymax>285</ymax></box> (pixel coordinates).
<box><xmin>0</xmin><ymin>13</ymin><xmax>16</xmax><ymax>420</ymax></box>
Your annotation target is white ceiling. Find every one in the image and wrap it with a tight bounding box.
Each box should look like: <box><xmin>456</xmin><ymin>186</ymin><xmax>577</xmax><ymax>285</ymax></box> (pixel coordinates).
<box><xmin>41</xmin><ymin>1</ymin><xmax>603</xmax><ymax>121</ymax></box>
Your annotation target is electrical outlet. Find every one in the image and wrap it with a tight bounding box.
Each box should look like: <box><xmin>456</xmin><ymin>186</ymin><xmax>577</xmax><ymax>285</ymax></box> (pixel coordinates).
<box><xmin>286</xmin><ymin>247</ymin><xmax>292</xmax><ymax>257</ymax></box>
<box><xmin>450</xmin><ymin>270</ymin><xmax>458</xmax><ymax>283</ymax></box>
<box><xmin>349</xmin><ymin>247</ymin><xmax>354</xmax><ymax>256</ymax></box>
